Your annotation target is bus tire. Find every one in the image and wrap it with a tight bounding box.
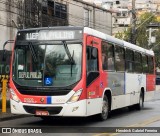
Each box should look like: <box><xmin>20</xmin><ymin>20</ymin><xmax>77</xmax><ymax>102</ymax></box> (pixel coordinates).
<box><xmin>135</xmin><ymin>92</ymin><xmax>144</xmax><ymax>110</ymax></box>
<box><xmin>97</xmin><ymin>95</ymin><xmax>109</xmax><ymax>121</ymax></box>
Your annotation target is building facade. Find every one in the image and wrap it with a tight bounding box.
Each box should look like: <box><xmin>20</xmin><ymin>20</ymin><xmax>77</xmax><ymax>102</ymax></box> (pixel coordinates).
<box><xmin>102</xmin><ymin>0</ymin><xmax>160</xmax><ymax>36</ymax></box>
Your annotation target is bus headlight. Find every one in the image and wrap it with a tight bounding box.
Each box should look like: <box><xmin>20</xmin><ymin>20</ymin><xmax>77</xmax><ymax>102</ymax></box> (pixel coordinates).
<box><xmin>10</xmin><ymin>88</ymin><xmax>20</xmax><ymax>103</ymax></box>
<box><xmin>67</xmin><ymin>89</ymin><xmax>83</xmax><ymax>103</ymax></box>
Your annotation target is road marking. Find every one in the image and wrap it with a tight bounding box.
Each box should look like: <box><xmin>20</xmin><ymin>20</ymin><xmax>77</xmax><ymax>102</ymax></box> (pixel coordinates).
<box><xmin>93</xmin><ymin>115</ymin><xmax>160</xmax><ymax>136</ymax></box>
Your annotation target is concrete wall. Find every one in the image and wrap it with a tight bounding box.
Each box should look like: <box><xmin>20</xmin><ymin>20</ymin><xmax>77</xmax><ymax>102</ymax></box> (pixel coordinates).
<box><xmin>0</xmin><ymin>0</ymin><xmax>17</xmax><ymax>50</ymax></box>
<box><xmin>68</xmin><ymin>0</ymin><xmax>112</xmax><ymax>35</ymax></box>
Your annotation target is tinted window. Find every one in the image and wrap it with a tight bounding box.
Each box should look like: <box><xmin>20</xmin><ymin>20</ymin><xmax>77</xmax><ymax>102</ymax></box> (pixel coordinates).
<box><xmin>142</xmin><ymin>55</ymin><xmax>148</xmax><ymax>73</ymax></box>
<box><xmin>148</xmin><ymin>56</ymin><xmax>154</xmax><ymax>74</ymax></box>
<box><xmin>126</xmin><ymin>49</ymin><xmax>134</xmax><ymax>72</ymax></box>
<box><xmin>135</xmin><ymin>52</ymin><xmax>142</xmax><ymax>73</ymax></box>
<box><xmin>102</xmin><ymin>41</ymin><xmax>115</xmax><ymax>71</ymax></box>
<box><xmin>115</xmin><ymin>46</ymin><xmax>125</xmax><ymax>71</ymax></box>
<box><xmin>87</xmin><ymin>46</ymin><xmax>98</xmax><ymax>72</ymax></box>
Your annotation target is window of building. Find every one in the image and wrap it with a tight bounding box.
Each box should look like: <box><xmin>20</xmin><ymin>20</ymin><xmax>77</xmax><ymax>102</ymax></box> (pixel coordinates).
<box><xmin>55</xmin><ymin>2</ymin><xmax>61</xmax><ymax>18</ymax></box>
<box><xmin>55</xmin><ymin>3</ymin><xmax>67</xmax><ymax>19</ymax></box>
<box><xmin>102</xmin><ymin>41</ymin><xmax>115</xmax><ymax>71</ymax></box>
<box><xmin>116</xmin><ymin>13</ymin><xmax>121</xmax><ymax>16</ymax></box>
<box><xmin>48</xmin><ymin>0</ymin><xmax>54</xmax><ymax>17</ymax></box>
<box><xmin>42</xmin><ymin>0</ymin><xmax>48</xmax><ymax>14</ymax></box>
<box><xmin>115</xmin><ymin>46</ymin><xmax>125</xmax><ymax>71</ymax></box>
<box><xmin>84</xmin><ymin>9</ymin><xmax>90</xmax><ymax>27</ymax></box>
<box><xmin>61</xmin><ymin>4</ymin><xmax>67</xmax><ymax>19</ymax></box>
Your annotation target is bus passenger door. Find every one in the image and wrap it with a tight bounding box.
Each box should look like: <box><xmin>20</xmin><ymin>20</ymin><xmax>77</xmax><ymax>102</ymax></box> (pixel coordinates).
<box><xmin>86</xmin><ymin>36</ymin><xmax>102</xmax><ymax>116</ymax></box>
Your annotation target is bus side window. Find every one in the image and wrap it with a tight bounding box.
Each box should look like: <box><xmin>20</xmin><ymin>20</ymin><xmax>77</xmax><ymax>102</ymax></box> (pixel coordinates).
<box><xmin>102</xmin><ymin>41</ymin><xmax>115</xmax><ymax>71</ymax></box>
<box><xmin>148</xmin><ymin>56</ymin><xmax>154</xmax><ymax>74</ymax></box>
<box><xmin>87</xmin><ymin>46</ymin><xmax>98</xmax><ymax>73</ymax></box>
<box><xmin>142</xmin><ymin>55</ymin><xmax>148</xmax><ymax>73</ymax></box>
<box><xmin>86</xmin><ymin>46</ymin><xmax>99</xmax><ymax>86</ymax></box>
<box><xmin>126</xmin><ymin>49</ymin><xmax>134</xmax><ymax>72</ymax></box>
<box><xmin>115</xmin><ymin>46</ymin><xmax>125</xmax><ymax>71</ymax></box>
<box><xmin>134</xmin><ymin>52</ymin><xmax>142</xmax><ymax>73</ymax></box>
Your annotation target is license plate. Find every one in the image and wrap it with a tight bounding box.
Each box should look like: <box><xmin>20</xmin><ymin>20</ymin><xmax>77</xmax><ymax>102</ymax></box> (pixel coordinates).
<box><xmin>36</xmin><ymin>110</ymin><xmax>49</xmax><ymax>116</ymax></box>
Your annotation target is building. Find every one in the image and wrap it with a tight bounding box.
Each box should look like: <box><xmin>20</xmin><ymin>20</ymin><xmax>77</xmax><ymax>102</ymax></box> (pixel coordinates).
<box><xmin>101</xmin><ymin>0</ymin><xmax>160</xmax><ymax>36</ymax></box>
<box><xmin>68</xmin><ymin>0</ymin><xmax>112</xmax><ymax>34</ymax></box>
<box><xmin>0</xmin><ymin>0</ymin><xmax>112</xmax><ymax>50</ymax></box>
<box><xmin>102</xmin><ymin>0</ymin><xmax>131</xmax><ymax>36</ymax></box>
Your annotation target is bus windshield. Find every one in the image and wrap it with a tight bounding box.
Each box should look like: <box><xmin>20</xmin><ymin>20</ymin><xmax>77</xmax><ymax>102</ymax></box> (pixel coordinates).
<box><xmin>12</xmin><ymin>41</ymin><xmax>82</xmax><ymax>87</ymax></box>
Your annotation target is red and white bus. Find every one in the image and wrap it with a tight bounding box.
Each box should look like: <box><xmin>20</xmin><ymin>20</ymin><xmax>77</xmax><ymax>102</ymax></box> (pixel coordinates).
<box><xmin>9</xmin><ymin>27</ymin><xmax>155</xmax><ymax>120</ymax></box>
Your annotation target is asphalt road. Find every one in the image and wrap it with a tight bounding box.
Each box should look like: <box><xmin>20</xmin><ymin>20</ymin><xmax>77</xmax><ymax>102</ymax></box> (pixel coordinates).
<box><xmin>0</xmin><ymin>91</ymin><xmax>160</xmax><ymax>136</ymax></box>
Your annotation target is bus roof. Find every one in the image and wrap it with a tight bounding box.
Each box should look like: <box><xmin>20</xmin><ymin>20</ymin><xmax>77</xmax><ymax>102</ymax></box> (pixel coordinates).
<box><xmin>84</xmin><ymin>27</ymin><xmax>154</xmax><ymax>56</ymax></box>
<box><xmin>17</xmin><ymin>26</ymin><xmax>154</xmax><ymax>56</ymax></box>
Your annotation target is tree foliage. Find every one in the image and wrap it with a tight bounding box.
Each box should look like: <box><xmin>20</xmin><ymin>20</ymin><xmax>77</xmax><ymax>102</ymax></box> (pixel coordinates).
<box><xmin>115</xmin><ymin>12</ymin><xmax>160</xmax><ymax>68</ymax></box>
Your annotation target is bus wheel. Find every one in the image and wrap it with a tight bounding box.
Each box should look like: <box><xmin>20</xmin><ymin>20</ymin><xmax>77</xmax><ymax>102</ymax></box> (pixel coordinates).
<box><xmin>135</xmin><ymin>92</ymin><xmax>144</xmax><ymax>110</ymax></box>
<box><xmin>97</xmin><ymin>95</ymin><xmax>109</xmax><ymax>121</ymax></box>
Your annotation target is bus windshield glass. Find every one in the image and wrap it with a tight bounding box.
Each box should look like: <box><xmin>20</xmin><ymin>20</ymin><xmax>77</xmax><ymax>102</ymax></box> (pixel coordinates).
<box><xmin>12</xmin><ymin>41</ymin><xmax>82</xmax><ymax>87</ymax></box>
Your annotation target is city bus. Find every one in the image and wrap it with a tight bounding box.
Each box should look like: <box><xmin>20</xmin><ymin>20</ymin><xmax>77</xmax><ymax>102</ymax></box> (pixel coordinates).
<box><xmin>8</xmin><ymin>26</ymin><xmax>155</xmax><ymax>120</ymax></box>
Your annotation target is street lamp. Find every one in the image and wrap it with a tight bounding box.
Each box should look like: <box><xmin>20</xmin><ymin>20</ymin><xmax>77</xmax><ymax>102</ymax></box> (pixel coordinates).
<box><xmin>146</xmin><ymin>28</ymin><xmax>157</xmax><ymax>46</ymax></box>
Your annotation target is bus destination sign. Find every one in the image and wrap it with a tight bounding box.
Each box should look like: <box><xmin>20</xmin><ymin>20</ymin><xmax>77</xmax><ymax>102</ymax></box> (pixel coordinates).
<box><xmin>17</xmin><ymin>30</ymin><xmax>83</xmax><ymax>41</ymax></box>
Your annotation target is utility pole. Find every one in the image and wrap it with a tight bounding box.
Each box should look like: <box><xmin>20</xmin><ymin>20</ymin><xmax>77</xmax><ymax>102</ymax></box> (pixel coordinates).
<box><xmin>130</xmin><ymin>0</ymin><xmax>136</xmax><ymax>44</ymax></box>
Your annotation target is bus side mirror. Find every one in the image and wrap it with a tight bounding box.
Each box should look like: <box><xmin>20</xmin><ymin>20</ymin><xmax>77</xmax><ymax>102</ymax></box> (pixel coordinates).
<box><xmin>2</xmin><ymin>40</ymin><xmax>14</xmax><ymax>61</ymax></box>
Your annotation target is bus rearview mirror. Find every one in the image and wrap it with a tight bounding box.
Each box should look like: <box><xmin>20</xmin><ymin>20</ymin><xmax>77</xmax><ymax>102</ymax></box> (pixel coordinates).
<box><xmin>2</xmin><ymin>40</ymin><xmax>14</xmax><ymax>61</ymax></box>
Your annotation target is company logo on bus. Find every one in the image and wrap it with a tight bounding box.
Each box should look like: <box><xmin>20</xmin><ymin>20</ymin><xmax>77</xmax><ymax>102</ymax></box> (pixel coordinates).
<box><xmin>40</xmin><ymin>98</ymin><xmax>45</xmax><ymax>103</ymax></box>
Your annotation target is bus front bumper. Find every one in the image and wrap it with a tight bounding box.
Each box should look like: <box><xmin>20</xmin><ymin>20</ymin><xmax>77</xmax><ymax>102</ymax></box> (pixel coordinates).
<box><xmin>10</xmin><ymin>99</ymin><xmax>87</xmax><ymax>117</ymax></box>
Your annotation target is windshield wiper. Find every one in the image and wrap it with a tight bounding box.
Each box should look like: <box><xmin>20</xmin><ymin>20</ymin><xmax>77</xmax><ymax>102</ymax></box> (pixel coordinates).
<box><xmin>62</xmin><ymin>41</ymin><xmax>75</xmax><ymax>65</ymax></box>
<box><xmin>62</xmin><ymin>41</ymin><xmax>75</xmax><ymax>76</ymax></box>
<box><xmin>28</xmin><ymin>42</ymin><xmax>38</xmax><ymax>63</ymax></box>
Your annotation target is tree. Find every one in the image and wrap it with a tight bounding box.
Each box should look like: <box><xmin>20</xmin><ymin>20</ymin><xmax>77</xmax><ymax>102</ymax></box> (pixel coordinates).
<box><xmin>115</xmin><ymin>12</ymin><xmax>160</xmax><ymax>68</ymax></box>
<box><xmin>152</xmin><ymin>29</ymin><xmax>160</xmax><ymax>69</ymax></box>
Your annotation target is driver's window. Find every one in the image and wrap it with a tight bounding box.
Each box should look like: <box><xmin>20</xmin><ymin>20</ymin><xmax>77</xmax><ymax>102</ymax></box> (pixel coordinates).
<box><xmin>86</xmin><ymin>46</ymin><xmax>98</xmax><ymax>73</ymax></box>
